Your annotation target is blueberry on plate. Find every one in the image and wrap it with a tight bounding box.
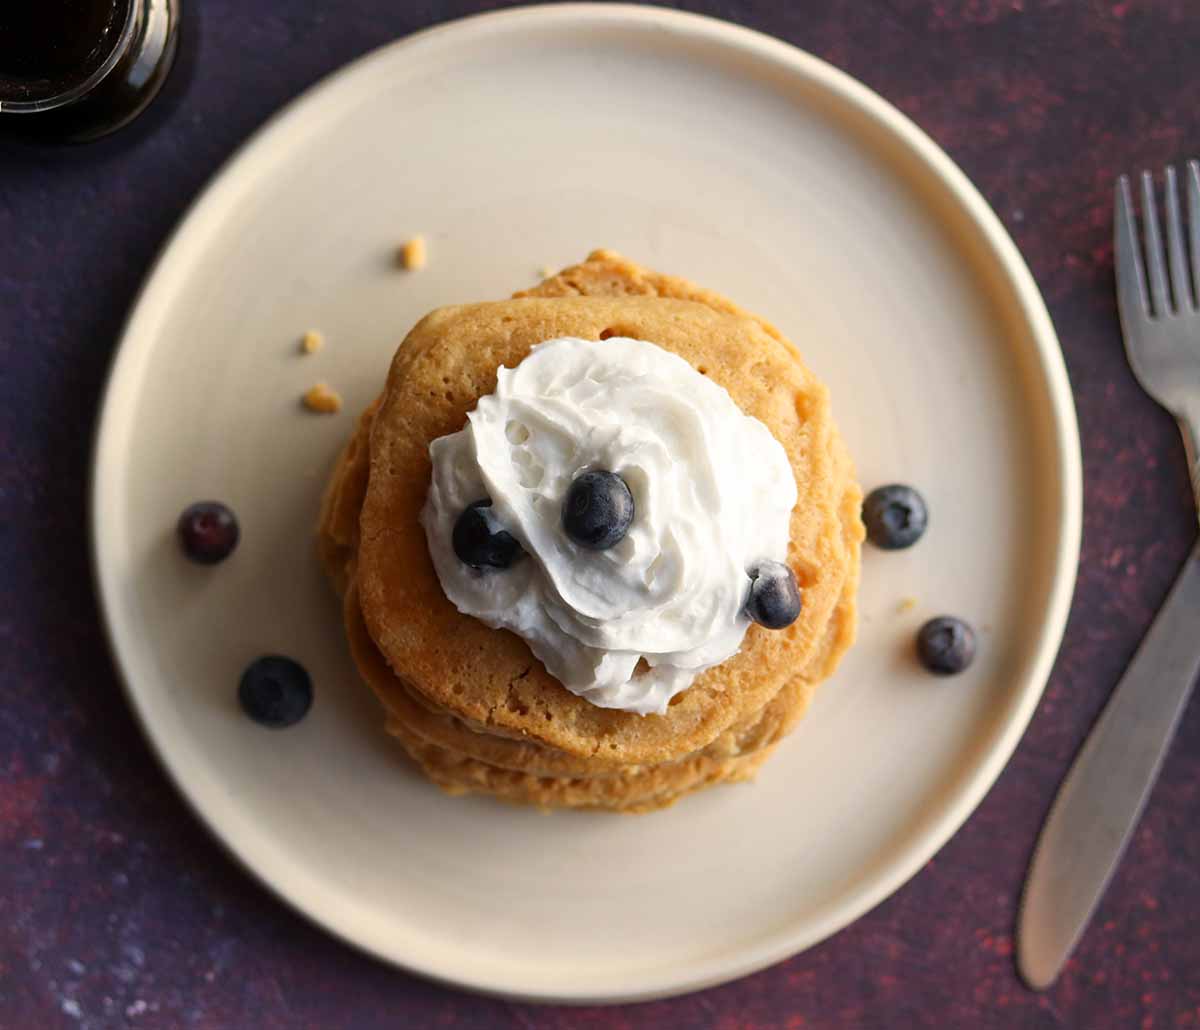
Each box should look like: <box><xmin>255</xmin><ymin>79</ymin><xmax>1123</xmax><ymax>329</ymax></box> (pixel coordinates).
<box><xmin>916</xmin><ymin>616</ymin><xmax>976</xmax><ymax>675</ymax></box>
<box><xmin>745</xmin><ymin>560</ymin><xmax>803</xmax><ymax>629</ymax></box>
<box><xmin>862</xmin><ymin>484</ymin><xmax>928</xmax><ymax>550</ymax></box>
<box><xmin>177</xmin><ymin>501</ymin><xmax>240</xmax><ymax>564</ymax></box>
<box><xmin>453</xmin><ymin>499</ymin><xmax>525</xmax><ymax>569</ymax></box>
<box><xmin>562</xmin><ymin>470</ymin><xmax>635</xmax><ymax>550</ymax></box>
<box><xmin>238</xmin><ymin>655</ymin><xmax>313</xmax><ymax>727</ymax></box>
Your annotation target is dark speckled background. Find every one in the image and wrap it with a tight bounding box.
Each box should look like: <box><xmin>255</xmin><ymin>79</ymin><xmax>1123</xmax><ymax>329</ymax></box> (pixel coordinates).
<box><xmin>2</xmin><ymin>2</ymin><xmax>1199</xmax><ymax>1027</ymax></box>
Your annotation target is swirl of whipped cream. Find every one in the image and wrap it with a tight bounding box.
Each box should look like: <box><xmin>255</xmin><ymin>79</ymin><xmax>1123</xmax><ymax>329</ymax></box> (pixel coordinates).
<box><xmin>420</xmin><ymin>336</ymin><xmax>797</xmax><ymax>716</ymax></box>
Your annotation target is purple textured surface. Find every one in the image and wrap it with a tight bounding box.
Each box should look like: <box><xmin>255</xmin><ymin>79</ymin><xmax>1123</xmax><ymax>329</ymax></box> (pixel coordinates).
<box><xmin>2</xmin><ymin>2</ymin><xmax>1199</xmax><ymax>1027</ymax></box>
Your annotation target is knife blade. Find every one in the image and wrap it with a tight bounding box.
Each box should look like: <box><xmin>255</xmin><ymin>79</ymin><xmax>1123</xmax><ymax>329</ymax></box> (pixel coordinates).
<box><xmin>1018</xmin><ymin>538</ymin><xmax>1200</xmax><ymax>990</ymax></box>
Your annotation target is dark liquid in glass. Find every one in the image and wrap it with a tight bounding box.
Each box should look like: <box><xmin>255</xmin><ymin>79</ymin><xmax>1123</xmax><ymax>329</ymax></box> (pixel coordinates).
<box><xmin>0</xmin><ymin>0</ymin><xmax>179</xmax><ymax>142</ymax></box>
<box><xmin>0</xmin><ymin>1</ymin><xmax>128</xmax><ymax>99</ymax></box>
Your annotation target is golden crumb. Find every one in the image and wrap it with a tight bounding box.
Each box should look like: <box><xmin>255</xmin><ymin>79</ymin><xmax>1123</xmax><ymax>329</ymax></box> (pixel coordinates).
<box><xmin>398</xmin><ymin>235</ymin><xmax>427</xmax><ymax>270</ymax></box>
<box><xmin>897</xmin><ymin>597</ymin><xmax>918</xmax><ymax>614</ymax></box>
<box><xmin>303</xmin><ymin>382</ymin><xmax>342</xmax><ymax>414</ymax></box>
<box><xmin>538</xmin><ymin>264</ymin><xmax>556</xmax><ymax>280</ymax></box>
<box><xmin>300</xmin><ymin>329</ymin><xmax>324</xmax><ymax>354</ymax></box>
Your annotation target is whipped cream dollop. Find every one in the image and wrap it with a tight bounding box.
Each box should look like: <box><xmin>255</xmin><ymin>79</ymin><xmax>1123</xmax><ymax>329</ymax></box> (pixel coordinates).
<box><xmin>420</xmin><ymin>336</ymin><xmax>797</xmax><ymax>716</ymax></box>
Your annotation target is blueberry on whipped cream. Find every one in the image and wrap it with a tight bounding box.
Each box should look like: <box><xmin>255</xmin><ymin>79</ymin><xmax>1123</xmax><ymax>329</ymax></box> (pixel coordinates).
<box><xmin>422</xmin><ymin>336</ymin><xmax>798</xmax><ymax>716</ymax></box>
<box><xmin>452</xmin><ymin>499</ymin><xmax>525</xmax><ymax>569</ymax></box>
<box><xmin>562</xmin><ymin>470</ymin><xmax>635</xmax><ymax>550</ymax></box>
<box><xmin>745</xmin><ymin>560</ymin><xmax>802</xmax><ymax>629</ymax></box>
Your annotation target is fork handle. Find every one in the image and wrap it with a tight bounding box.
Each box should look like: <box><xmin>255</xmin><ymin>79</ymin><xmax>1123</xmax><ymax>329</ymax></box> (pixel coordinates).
<box><xmin>1018</xmin><ymin>538</ymin><xmax>1200</xmax><ymax>988</ymax></box>
<box><xmin>1178</xmin><ymin>415</ymin><xmax>1200</xmax><ymax>524</ymax></box>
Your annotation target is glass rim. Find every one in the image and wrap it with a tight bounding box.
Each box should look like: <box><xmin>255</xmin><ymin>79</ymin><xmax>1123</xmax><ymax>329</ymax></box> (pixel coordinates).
<box><xmin>0</xmin><ymin>0</ymin><xmax>139</xmax><ymax>114</ymax></box>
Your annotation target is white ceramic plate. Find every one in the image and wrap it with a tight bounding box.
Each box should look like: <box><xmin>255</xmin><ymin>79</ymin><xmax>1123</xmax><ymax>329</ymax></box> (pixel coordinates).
<box><xmin>92</xmin><ymin>5</ymin><xmax>1081</xmax><ymax>1003</ymax></box>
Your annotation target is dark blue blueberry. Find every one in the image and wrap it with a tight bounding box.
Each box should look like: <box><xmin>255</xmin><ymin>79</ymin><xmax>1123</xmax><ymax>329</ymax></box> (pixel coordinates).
<box><xmin>745</xmin><ymin>560</ymin><xmax>803</xmax><ymax>630</ymax></box>
<box><xmin>238</xmin><ymin>655</ymin><xmax>313</xmax><ymax>727</ymax></box>
<box><xmin>916</xmin><ymin>616</ymin><xmax>976</xmax><ymax>675</ymax></box>
<box><xmin>177</xmin><ymin>501</ymin><xmax>240</xmax><ymax>564</ymax></box>
<box><xmin>562</xmin><ymin>470</ymin><xmax>634</xmax><ymax>550</ymax></box>
<box><xmin>863</xmin><ymin>484</ymin><xmax>928</xmax><ymax>550</ymax></box>
<box><xmin>453</xmin><ymin>499</ymin><xmax>525</xmax><ymax>569</ymax></box>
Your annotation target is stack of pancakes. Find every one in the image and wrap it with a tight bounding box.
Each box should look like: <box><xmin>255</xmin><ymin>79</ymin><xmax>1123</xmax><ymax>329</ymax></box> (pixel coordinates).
<box><xmin>318</xmin><ymin>251</ymin><xmax>863</xmax><ymax>812</ymax></box>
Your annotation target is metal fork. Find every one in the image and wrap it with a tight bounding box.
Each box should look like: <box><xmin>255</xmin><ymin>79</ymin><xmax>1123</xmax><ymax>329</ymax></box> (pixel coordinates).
<box><xmin>1018</xmin><ymin>161</ymin><xmax>1200</xmax><ymax>989</ymax></box>
<box><xmin>1116</xmin><ymin>162</ymin><xmax>1200</xmax><ymax>504</ymax></box>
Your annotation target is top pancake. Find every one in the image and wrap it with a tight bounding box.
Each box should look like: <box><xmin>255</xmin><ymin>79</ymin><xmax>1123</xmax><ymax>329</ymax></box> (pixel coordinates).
<box><xmin>349</xmin><ymin>251</ymin><xmax>862</xmax><ymax>765</ymax></box>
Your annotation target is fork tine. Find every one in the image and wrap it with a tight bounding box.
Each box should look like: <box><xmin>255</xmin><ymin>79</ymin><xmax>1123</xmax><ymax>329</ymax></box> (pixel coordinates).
<box><xmin>1142</xmin><ymin>171</ymin><xmax>1171</xmax><ymax>316</ymax></box>
<box><xmin>1189</xmin><ymin>160</ymin><xmax>1200</xmax><ymax>310</ymax></box>
<box><xmin>1164</xmin><ymin>167</ymin><xmax>1194</xmax><ymax>312</ymax></box>
<box><xmin>1115</xmin><ymin>175</ymin><xmax>1148</xmax><ymax>322</ymax></box>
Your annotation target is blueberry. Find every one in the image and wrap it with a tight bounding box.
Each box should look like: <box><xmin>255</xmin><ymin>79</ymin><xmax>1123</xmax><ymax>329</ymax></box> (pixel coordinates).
<box><xmin>453</xmin><ymin>499</ymin><xmax>525</xmax><ymax>569</ymax></box>
<box><xmin>177</xmin><ymin>501</ymin><xmax>240</xmax><ymax>564</ymax></box>
<box><xmin>238</xmin><ymin>655</ymin><xmax>313</xmax><ymax>727</ymax></box>
<box><xmin>562</xmin><ymin>471</ymin><xmax>634</xmax><ymax>550</ymax></box>
<box><xmin>745</xmin><ymin>560</ymin><xmax>803</xmax><ymax>629</ymax></box>
<box><xmin>916</xmin><ymin>616</ymin><xmax>976</xmax><ymax>675</ymax></box>
<box><xmin>863</xmin><ymin>484</ymin><xmax>928</xmax><ymax>550</ymax></box>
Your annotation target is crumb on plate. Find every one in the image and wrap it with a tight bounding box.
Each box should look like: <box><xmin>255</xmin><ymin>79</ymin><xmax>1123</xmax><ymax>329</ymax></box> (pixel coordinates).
<box><xmin>300</xmin><ymin>329</ymin><xmax>324</xmax><ymax>354</ymax></box>
<box><xmin>897</xmin><ymin>597</ymin><xmax>918</xmax><ymax>614</ymax></box>
<box><xmin>303</xmin><ymin>382</ymin><xmax>342</xmax><ymax>414</ymax></box>
<box><xmin>398</xmin><ymin>235</ymin><xmax>427</xmax><ymax>270</ymax></box>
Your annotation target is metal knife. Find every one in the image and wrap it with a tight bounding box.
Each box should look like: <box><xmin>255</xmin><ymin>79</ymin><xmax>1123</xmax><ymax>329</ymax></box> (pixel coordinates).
<box><xmin>1017</xmin><ymin>539</ymin><xmax>1200</xmax><ymax>989</ymax></box>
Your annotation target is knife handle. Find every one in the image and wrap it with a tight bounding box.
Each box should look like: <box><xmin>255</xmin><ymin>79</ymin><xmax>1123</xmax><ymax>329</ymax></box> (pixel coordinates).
<box><xmin>1018</xmin><ymin>538</ymin><xmax>1200</xmax><ymax>989</ymax></box>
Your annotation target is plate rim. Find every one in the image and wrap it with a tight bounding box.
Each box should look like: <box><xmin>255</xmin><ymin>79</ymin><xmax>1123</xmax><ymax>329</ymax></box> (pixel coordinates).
<box><xmin>90</xmin><ymin>2</ymin><xmax>1083</xmax><ymax>1004</ymax></box>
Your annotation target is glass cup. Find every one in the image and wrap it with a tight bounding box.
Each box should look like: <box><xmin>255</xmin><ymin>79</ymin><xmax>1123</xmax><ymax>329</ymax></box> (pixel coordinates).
<box><xmin>0</xmin><ymin>0</ymin><xmax>181</xmax><ymax>142</ymax></box>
